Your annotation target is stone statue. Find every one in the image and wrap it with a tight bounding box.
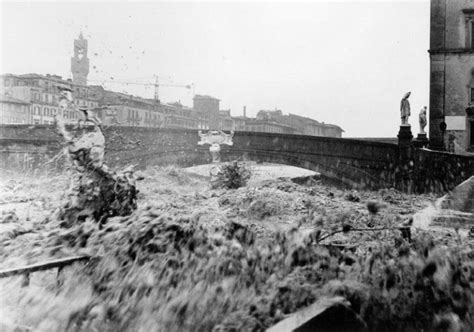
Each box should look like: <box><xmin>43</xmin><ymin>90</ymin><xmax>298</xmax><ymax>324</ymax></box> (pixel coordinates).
<box><xmin>198</xmin><ymin>130</ymin><xmax>234</xmax><ymax>163</ymax></box>
<box><xmin>400</xmin><ymin>92</ymin><xmax>411</xmax><ymax>125</ymax></box>
<box><xmin>419</xmin><ymin>106</ymin><xmax>427</xmax><ymax>134</ymax></box>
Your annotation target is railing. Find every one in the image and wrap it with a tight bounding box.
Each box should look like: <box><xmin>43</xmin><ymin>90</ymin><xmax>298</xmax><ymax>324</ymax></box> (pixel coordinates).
<box><xmin>0</xmin><ymin>255</ymin><xmax>91</xmax><ymax>286</ymax></box>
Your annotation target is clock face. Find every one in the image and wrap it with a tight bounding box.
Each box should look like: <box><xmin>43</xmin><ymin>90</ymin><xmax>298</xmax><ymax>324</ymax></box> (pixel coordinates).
<box><xmin>76</xmin><ymin>46</ymin><xmax>84</xmax><ymax>59</ymax></box>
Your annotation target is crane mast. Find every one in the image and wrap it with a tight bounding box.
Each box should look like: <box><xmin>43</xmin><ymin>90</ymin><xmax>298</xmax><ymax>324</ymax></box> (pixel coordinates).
<box><xmin>88</xmin><ymin>76</ymin><xmax>193</xmax><ymax>101</ymax></box>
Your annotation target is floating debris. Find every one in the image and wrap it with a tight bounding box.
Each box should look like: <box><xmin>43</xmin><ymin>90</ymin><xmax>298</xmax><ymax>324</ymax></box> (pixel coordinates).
<box><xmin>55</xmin><ymin>88</ymin><xmax>137</xmax><ymax>226</ymax></box>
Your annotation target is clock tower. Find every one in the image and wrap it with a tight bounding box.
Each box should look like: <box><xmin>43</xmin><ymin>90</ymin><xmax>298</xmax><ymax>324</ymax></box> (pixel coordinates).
<box><xmin>71</xmin><ymin>33</ymin><xmax>89</xmax><ymax>86</ymax></box>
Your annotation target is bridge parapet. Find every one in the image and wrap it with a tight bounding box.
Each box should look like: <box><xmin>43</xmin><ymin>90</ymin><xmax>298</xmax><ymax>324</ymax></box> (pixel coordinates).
<box><xmin>0</xmin><ymin>124</ymin><xmax>473</xmax><ymax>193</ymax></box>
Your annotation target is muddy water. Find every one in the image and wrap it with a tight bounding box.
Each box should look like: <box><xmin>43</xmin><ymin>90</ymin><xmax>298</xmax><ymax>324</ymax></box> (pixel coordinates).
<box><xmin>185</xmin><ymin>162</ymin><xmax>317</xmax><ymax>184</ymax></box>
<box><xmin>0</xmin><ymin>164</ymin><xmax>317</xmax><ymax>329</ymax></box>
<box><xmin>0</xmin><ymin>164</ymin><xmax>452</xmax><ymax>331</ymax></box>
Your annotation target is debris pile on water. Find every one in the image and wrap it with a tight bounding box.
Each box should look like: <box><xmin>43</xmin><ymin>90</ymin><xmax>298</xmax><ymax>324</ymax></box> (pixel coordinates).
<box><xmin>54</xmin><ymin>90</ymin><xmax>138</xmax><ymax>227</ymax></box>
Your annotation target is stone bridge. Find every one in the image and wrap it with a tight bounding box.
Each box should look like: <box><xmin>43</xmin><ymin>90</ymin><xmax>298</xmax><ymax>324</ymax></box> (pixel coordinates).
<box><xmin>1</xmin><ymin>124</ymin><xmax>473</xmax><ymax>193</ymax></box>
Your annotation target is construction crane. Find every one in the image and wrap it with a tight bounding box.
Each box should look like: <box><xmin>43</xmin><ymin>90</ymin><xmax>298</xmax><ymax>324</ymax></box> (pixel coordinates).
<box><xmin>88</xmin><ymin>76</ymin><xmax>194</xmax><ymax>101</ymax></box>
<box><xmin>152</xmin><ymin>75</ymin><xmax>193</xmax><ymax>101</ymax></box>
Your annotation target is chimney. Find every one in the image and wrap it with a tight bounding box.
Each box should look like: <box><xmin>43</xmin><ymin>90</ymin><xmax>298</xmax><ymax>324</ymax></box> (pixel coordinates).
<box><xmin>243</xmin><ymin>106</ymin><xmax>247</xmax><ymax>118</ymax></box>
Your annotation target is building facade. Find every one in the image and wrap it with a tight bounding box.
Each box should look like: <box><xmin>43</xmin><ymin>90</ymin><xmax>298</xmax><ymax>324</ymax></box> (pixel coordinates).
<box><xmin>162</xmin><ymin>102</ymin><xmax>208</xmax><ymax>129</ymax></box>
<box><xmin>88</xmin><ymin>85</ymin><xmax>209</xmax><ymax>129</ymax></box>
<box><xmin>193</xmin><ymin>95</ymin><xmax>220</xmax><ymax>129</ymax></box>
<box><xmin>285</xmin><ymin>114</ymin><xmax>344</xmax><ymax>137</ymax></box>
<box><xmin>0</xmin><ymin>73</ymin><xmax>98</xmax><ymax>125</ymax></box>
<box><xmin>430</xmin><ymin>0</ymin><xmax>474</xmax><ymax>152</ymax></box>
<box><xmin>88</xmin><ymin>86</ymin><xmax>161</xmax><ymax>127</ymax></box>
<box><xmin>254</xmin><ymin>110</ymin><xmax>343</xmax><ymax>138</ymax></box>
<box><xmin>0</xmin><ymin>95</ymin><xmax>29</xmax><ymax>124</ymax></box>
<box><xmin>241</xmin><ymin>119</ymin><xmax>298</xmax><ymax>134</ymax></box>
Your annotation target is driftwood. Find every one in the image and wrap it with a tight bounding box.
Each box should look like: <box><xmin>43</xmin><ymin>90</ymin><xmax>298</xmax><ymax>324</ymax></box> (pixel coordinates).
<box><xmin>0</xmin><ymin>255</ymin><xmax>90</xmax><ymax>278</ymax></box>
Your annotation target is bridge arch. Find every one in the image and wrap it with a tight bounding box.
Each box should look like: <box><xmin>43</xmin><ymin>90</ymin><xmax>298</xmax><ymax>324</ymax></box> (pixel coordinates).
<box><xmin>102</xmin><ymin>128</ymin><xmax>400</xmax><ymax>190</ymax></box>
<box><xmin>1</xmin><ymin>125</ymin><xmax>473</xmax><ymax>193</ymax></box>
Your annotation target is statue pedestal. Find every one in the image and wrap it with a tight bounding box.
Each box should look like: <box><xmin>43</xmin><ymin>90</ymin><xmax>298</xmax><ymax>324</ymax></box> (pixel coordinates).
<box><xmin>397</xmin><ymin>125</ymin><xmax>413</xmax><ymax>160</ymax></box>
<box><xmin>397</xmin><ymin>125</ymin><xmax>415</xmax><ymax>193</ymax></box>
<box><xmin>397</xmin><ymin>125</ymin><xmax>413</xmax><ymax>147</ymax></box>
<box><xmin>414</xmin><ymin>133</ymin><xmax>429</xmax><ymax>148</ymax></box>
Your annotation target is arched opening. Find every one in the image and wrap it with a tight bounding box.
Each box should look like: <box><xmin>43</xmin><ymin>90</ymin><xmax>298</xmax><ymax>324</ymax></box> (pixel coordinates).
<box><xmin>185</xmin><ymin>162</ymin><xmax>319</xmax><ymax>186</ymax></box>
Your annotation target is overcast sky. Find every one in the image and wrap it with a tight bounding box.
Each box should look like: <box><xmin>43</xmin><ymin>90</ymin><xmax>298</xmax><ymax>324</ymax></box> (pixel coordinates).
<box><xmin>0</xmin><ymin>1</ymin><xmax>429</xmax><ymax>137</ymax></box>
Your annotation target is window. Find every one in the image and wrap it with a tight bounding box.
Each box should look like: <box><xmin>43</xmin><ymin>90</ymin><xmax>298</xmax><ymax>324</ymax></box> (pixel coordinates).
<box><xmin>470</xmin><ymin>121</ymin><xmax>474</xmax><ymax>147</ymax></box>
<box><xmin>471</xmin><ymin>21</ymin><xmax>474</xmax><ymax>49</ymax></box>
<box><xmin>470</xmin><ymin>68</ymin><xmax>474</xmax><ymax>103</ymax></box>
<box><xmin>464</xmin><ymin>10</ymin><xmax>474</xmax><ymax>48</ymax></box>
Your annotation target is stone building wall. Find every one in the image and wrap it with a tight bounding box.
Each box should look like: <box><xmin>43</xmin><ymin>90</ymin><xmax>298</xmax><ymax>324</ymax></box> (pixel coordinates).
<box><xmin>430</xmin><ymin>0</ymin><xmax>474</xmax><ymax>152</ymax></box>
<box><xmin>192</xmin><ymin>95</ymin><xmax>220</xmax><ymax>129</ymax></box>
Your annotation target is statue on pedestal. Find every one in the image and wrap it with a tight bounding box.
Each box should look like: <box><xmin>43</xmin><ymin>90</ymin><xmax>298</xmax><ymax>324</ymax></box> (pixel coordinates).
<box><xmin>413</xmin><ymin>105</ymin><xmax>429</xmax><ymax>148</ymax></box>
<box><xmin>400</xmin><ymin>92</ymin><xmax>411</xmax><ymax>125</ymax></box>
<box><xmin>419</xmin><ymin>106</ymin><xmax>427</xmax><ymax>134</ymax></box>
<box><xmin>198</xmin><ymin>130</ymin><xmax>234</xmax><ymax>163</ymax></box>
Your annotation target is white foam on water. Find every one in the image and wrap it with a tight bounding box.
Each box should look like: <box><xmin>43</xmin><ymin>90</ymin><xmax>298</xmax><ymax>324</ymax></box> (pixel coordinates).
<box><xmin>185</xmin><ymin>163</ymin><xmax>317</xmax><ymax>183</ymax></box>
<box><xmin>413</xmin><ymin>203</ymin><xmax>438</xmax><ymax>230</ymax></box>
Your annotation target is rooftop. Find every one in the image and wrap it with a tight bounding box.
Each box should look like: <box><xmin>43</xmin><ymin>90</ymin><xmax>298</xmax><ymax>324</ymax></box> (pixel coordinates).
<box><xmin>0</xmin><ymin>95</ymin><xmax>30</xmax><ymax>105</ymax></box>
<box><xmin>1</xmin><ymin>73</ymin><xmax>75</xmax><ymax>86</ymax></box>
<box><xmin>244</xmin><ymin>118</ymin><xmax>296</xmax><ymax>129</ymax></box>
<box><xmin>193</xmin><ymin>94</ymin><xmax>220</xmax><ymax>101</ymax></box>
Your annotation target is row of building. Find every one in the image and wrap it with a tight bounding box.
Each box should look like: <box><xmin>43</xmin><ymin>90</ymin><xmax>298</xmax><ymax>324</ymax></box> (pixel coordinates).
<box><xmin>0</xmin><ymin>73</ymin><xmax>97</xmax><ymax>126</ymax></box>
<box><xmin>0</xmin><ymin>33</ymin><xmax>344</xmax><ymax>138</ymax></box>
<box><xmin>0</xmin><ymin>72</ymin><xmax>344</xmax><ymax>137</ymax></box>
<box><xmin>5</xmin><ymin>0</ymin><xmax>474</xmax><ymax>152</ymax></box>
